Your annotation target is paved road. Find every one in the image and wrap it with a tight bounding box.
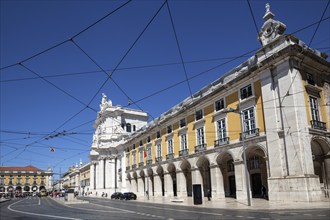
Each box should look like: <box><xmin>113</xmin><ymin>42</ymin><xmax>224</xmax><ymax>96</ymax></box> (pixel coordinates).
<box><xmin>1</xmin><ymin>197</ymin><xmax>329</xmax><ymax>220</ymax></box>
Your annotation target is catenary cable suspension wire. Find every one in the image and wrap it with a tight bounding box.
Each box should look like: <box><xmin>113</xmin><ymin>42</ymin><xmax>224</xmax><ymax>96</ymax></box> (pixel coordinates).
<box><xmin>0</xmin><ymin>1</ymin><xmax>132</xmax><ymax>71</ymax></box>
<box><xmin>280</xmin><ymin>0</ymin><xmax>330</xmax><ymax>105</ymax></box>
<box><xmin>19</xmin><ymin>63</ymin><xmax>97</xmax><ymax>112</ymax></box>
<box><xmin>71</xmin><ymin>1</ymin><xmax>167</xmax><ymax>119</ymax></box>
<box><xmin>166</xmin><ymin>1</ymin><xmax>193</xmax><ymax>98</ymax></box>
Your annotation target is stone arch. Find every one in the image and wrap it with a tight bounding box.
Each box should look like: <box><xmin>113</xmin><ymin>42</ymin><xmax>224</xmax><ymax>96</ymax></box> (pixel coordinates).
<box><xmin>156</xmin><ymin>165</ymin><xmax>165</xmax><ymax>196</ymax></box>
<box><xmin>196</xmin><ymin>155</ymin><xmax>212</xmax><ymax>197</ymax></box>
<box><xmin>311</xmin><ymin>135</ymin><xmax>330</xmax><ymax>196</ymax></box>
<box><xmin>167</xmin><ymin>163</ymin><xmax>177</xmax><ymax>197</ymax></box>
<box><xmin>147</xmin><ymin>167</ymin><xmax>154</xmax><ymax>196</ymax></box>
<box><xmin>216</xmin><ymin>151</ymin><xmax>236</xmax><ymax>198</ymax></box>
<box><xmin>179</xmin><ymin>159</ymin><xmax>192</xmax><ymax>196</ymax></box>
<box><xmin>238</xmin><ymin>144</ymin><xmax>268</xmax><ymax>198</ymax></box>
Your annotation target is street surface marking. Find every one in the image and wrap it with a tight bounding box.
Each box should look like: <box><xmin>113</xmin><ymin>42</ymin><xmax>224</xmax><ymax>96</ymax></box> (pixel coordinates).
<box><xmin>303</xmin><ymin>214</ymin><xmax>312</xmax><ymax>216</ymax></box>
<box><xmin>118</xmin><ymin>201</ymin><xmax>227</xmax><ymax>216</ymax></box>
<box><xmin>318</xmin><ymin>215</ymin><xmax>326</xmax><ymax>217</ymax></box>
<box><xmin>38</xmin><ymin>197</ymin><xmax>41</xmax><ymax>205</ymax></box>
<box><xmin>236</xmin><ymin>216</ymin><xmax>244</xmax><ymax>218</ymax></box>
<box><xmin>8</xmin><ymin>199</ymin><xmax>82</xmax><ymax>220</ymax></box>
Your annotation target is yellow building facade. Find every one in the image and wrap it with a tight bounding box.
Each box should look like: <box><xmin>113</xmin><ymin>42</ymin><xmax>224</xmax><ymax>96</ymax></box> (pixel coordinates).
<box><xmin>89</xmin><ymin>4</ymin><xmax>329</xmax><ymax>203</ymax></box>
<box><xmin>0</xmin><ymin>165</ymin><xmax>52</xmax><ymax>196</ymax></box>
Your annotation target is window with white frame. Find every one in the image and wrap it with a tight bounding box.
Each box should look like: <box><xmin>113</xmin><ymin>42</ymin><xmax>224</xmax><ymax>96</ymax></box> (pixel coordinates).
<box><xmin>0</xmin><ymin>177</ymin><xmax>4</xmax><ymax>185</ymax></box>
<box><xmin>139</xmin><ymin>148</ymin><xmax>144</xmax><ymax>163</ymax></box>
<box><xmin>240</xmin><ymin>84</ymin><xmax>253</xmax><ymax>99</ymax></box>
<box><xmin>309</xmin><ymin>96</ymin><xmax>320</xmax><ymax>122</ymax></box>
<box><xmin>167</xmin><ymin>125</ymin><xmax>172</xmax><ymax>134</ymax></box>
<box><xmin>180</xmin><ymin>134</ymin><xmax>187</xmax><ymax>150</ymax></box>
<box><xmin>242</xmin><ymin>107</ymin><xmax>256</xmax><ymax>135</ymax></box>
<box><xmin>147</xmin><ymin>147</ymin><xmax>152</xmax><ymax>160</ymax></box>
<box><xmin>157</xmin><ymin>143</ymin><xmax>162</xmax><ymax>158</ymax></box>
<box><xmin>195</xmin><ymin>109</ymin><xmax>203</xmax><ymax>121</ymax></box>
<box><xmin>196</xmin><ymin>127</ymin><xmax>205</xmax><ymax>146</ymax></box>
<box><xmin>215</xmin><ymin>98</ymin><xmax>225</xmax><ymax>111</ymax></box>
<box><xmin>25</xmin><ymin>176</ymin><xmax>29</xmax><ymax>184</ymax></box>
<box><xmin>126</xmin><ymin>154</ymin><xmax>130</xmax><ymax>166</ymax></box>
<box><xmin>132</xmin><ymin>151</ymin><xmax>136</xmax><ymax>165</ymax></box>
<box><xmin>249</xmin><ymin>156</ymin><xmax>260</xmax><ymax>169</ymax></box>
<box><xmin>167</xmin><ymin>139</ymin><xmax>174</xmax><ymax>154</ymax></box>
<box><xmin>216</xmin><ymin>118</ymin><xmax>227</xmax><ymax>140</ymax></box>
<box><xmin>180</xmin><ymin>118</ymin><xmax>186</xmax><ymax>128</ymax></box>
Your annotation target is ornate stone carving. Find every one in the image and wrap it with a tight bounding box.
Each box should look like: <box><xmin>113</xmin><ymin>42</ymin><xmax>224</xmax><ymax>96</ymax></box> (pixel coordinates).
<box><xmin>259</xmin><ymin>3</ymin><xmax>286</xmax><ymax>46</ymax></box>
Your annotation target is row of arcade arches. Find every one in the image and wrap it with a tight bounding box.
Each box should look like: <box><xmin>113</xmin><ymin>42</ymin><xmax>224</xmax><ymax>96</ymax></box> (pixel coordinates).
<box><xmin>127</xmin><ymin>145</ymin><xmax>269</xmax><ymax>199</ymax></box>
<box><xmin>126</xmin><ymin>136</ymin><xmax>330</xmax><ymax>199</ymax></box>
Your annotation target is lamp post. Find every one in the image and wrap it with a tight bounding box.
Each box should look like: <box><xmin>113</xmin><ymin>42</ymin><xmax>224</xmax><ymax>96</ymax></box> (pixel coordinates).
<box><xmin>225</xmin><ymin>107</ymin><xmax>251</xmax><ymax>206</ymax></box>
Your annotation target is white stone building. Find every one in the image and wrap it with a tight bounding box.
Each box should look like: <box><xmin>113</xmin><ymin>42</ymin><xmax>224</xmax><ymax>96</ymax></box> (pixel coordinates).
<box><xmin>89</xmin><ymin>94</ymin><xmax>148</xmax><ymax>196</ymax></box>
<box><xmin>89</xmin><ymin>4</ymin><xmax>329</xmax><ymax>203</ymax></box>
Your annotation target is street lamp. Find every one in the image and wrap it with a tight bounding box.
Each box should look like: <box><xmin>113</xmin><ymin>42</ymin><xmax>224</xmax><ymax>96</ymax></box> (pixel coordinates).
<box><xmin>225</xmin><ymin>107</ymin><xmax>251</xmax><ymax>206</ymax></box>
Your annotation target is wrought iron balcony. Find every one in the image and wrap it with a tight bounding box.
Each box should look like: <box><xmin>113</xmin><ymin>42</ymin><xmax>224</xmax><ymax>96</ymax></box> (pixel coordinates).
<box><xmin>194</xmin><ymin>143</ymin><xmax>207</xmax><ymax>153</ymax></box>
<box><xmin>214</xmin><ymin>137</ymin><xmax>230</xmax><ymax>147</ymax></box>
<box><xmin>179</xmin><ymin>149</ymin><xmax>189</xmax><ymax>157</ymax></box>
<box><xmin>240</xmin><ymin>128</ymin><xmax>259</xmax><ymax>140</ymax></box>
<box><xmin>131</xmin><ymin>164</ymin><xmax>137</xmax><ymax>169</ymax></box>
<box><xmin>155</xmin><ymin>156</ymin><xmax>162</xmax><ymax>162</ymax></box>
<box><xmin>138</xmin><ymin>162</ymin><xmax>144</xmax><ymax>168</ymax></box>
<box><xmin>147</xmin><ymin>159</ymin><xmax>153</xmax><ymax>165</ymax></box>
<box><xmin>126</xmin><ymin>166</ymin><xmax>130</xmax><ymax>171</ymax></box>
<box><xmin>311</xmin><ymin>120</ymin><xmax>326</xmax><ymax>130</ymax></box>
<box><xmin>118</xmin><ymin>168</ymin><xmax>122</xmax><ymax>173</ymax></box>
<box><xmin>166</xmin><ymin>153</ymin><xmax>174</xmax><ymax>160</ymax></box>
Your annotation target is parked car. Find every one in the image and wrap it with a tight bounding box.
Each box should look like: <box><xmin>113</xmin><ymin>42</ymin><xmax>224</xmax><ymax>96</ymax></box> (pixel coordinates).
<box><xmin>111</xmin><ymin>192</ymin><xmax>124</xmax><ymax>200</ymax></box>
<box><xmin>123</xmin><ymin>192</ymin><xmax>137</xmax><ymax>200</ymax></box>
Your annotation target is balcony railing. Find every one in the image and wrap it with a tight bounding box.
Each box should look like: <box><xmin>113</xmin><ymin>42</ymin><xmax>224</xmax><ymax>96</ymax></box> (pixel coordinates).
<box><xmin>132</xmin><ymin>164</ymin><xmax>137</xmax><ymax>169</ymax></box>
<box><xmin>179</xmin><ymin>149</ymin><xmax>189</xmax><ymax>157</ymax></box>
<box><xmin>214</xmin><ymin>137</ymin><xmax>230</xmax><ymax>147</ymax></box>
<box><xmin>155</xmin><ymin>156</ymin><xmax>162</xmax><ymax>162</ymax></box>
<box><xmin>146</xmin><ymin>159</ymin><xmax>153</xmax><ymax>165</ymax></box>
<box><xmin>240</xmin><ymin>128</ymin><xmax>259</xmax><ymax>140</ymax></box>
<box><xmin>126</xmin><ymin>166</ymin><xmax>130</xmax><ymax>171</ymax></box>
<box><xmin>311</xmin><ymin>120</ymin><xmax>326</xmax><ymax>130</ymax></box>
<box><xmin>166</xmin><ymin>153</ymin><xmax>174</xmax><ymax>160</ymax></box>
<box><xmin>138</xmin><ymin>162</ymin><xmax>144</xmax><ymax>168</ymax></box>
<box><xmin>118</xmin><ymin>168</ymin><xmax>122</xmax><ymax>173</ymax></box>
<box><xmin>194</xmin><ymin>143</ymin><xmax>207</xmax><ymax>153</ymax></box>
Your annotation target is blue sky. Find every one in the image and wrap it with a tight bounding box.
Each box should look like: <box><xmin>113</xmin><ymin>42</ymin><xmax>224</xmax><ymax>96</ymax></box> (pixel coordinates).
<box><xmin>1</xmin><ymin>0</ymin><xmax>329</xmax><ymax>179</ymax></box>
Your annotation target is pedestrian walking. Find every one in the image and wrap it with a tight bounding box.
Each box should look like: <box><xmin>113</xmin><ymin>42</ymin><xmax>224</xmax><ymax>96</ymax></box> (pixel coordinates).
<box><xmin>261</xmin><ymin>185</ymin><xmax>267</xmax><ymax>199</ymax></box>
<box><xmin>207</xmin><ymin>189</ymin><xmax>211</xmax><ymax>201</ymax></box>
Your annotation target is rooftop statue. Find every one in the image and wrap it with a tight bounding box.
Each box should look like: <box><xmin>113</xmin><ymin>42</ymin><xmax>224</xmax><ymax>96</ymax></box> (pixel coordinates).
<box><xmin>100</xmin><ymin>93</ymin><xmax>112</xmax><ymax>111</ymax></box>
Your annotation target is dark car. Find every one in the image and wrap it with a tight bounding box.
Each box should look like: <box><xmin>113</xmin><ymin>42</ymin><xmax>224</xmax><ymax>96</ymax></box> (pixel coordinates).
<box><xmin>123</xmin><ymin>192</ymin><xmax>137</xmax><ymax>200</ymax></box>
<box><xmin>111</xmin><ymin>192</ymin><xmax>124</xmax><ymax>200</ymax></box>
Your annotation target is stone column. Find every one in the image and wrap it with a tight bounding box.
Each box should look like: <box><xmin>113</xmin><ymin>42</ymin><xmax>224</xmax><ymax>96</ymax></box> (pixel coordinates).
<box><xmin>98</xmin><ymin>158</ymin><xmax>104</xmax><ymax>191</ymax></box>
<box><xmin>153</xmin><ymin>174</ymin><xmax>162</xmax><ymax>196</ymax></box>
<box><xmin>90</xmin><ymin>163</ymin><xmax>95</xmax><ymax>191</ymax></box>
<box><xmin>137</xmin><ymin>177</ymin><xmax>144</xmax><ymax>196</ymax></box>
<box><xmin>210</xmin><ymin>164</ymin><xmax>225</xmax><ymax>199</ymax></box>
<box><xmin>234</xmin><ymin>160</ymin><xmax>251</xmax><ymax>204</ymax></box>
<box><xmin>164</xmin><ymin>172</ymin><xmax>173</xmax><ymax>197</ymax></box>
<box><xmin>176</xmin><ymin>169</ymin><xmax>186</xmax><ymax>197</ymax></box>
<box><xmin>107</xmin><ymin>159</ymin><xmax>115</xmax><ymax>192</ymax></box>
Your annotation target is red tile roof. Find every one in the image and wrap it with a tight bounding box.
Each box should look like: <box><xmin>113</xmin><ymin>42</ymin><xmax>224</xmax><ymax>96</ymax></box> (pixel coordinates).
<box><xmin>0</xmin><ymin>165</ymin><xmax>43</xmax><ymax>172</ymax></box>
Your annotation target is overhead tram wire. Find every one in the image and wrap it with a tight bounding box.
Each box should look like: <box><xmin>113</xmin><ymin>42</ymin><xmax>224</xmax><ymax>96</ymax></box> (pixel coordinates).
<box><xmin>0</xmin><ymin>1</ymin><xmax>132</xmax><ymax>71</ymax></box>
<box><xmin>4</xmin><ymin>1</ymin><xmax>165</xmax><ymax>161</ymax></box>
<box><xmin>1</xmin><ymin>16</ymin><xmax>329</xmax><ymax>83</ymax></box>
<box><xmin>166</xmin><ymin>1</ymin><xmax>194</xmax><ymax>99</ymax></box>
<box><xmin>19</xmin><ymin>64</ymin><xmax>97</xmax><ymax>112</ymax></box>
<box><xmin>71</xmin><ymin>0</ymin><xmax>167</xmax><ymax>120</ymax></box>
<box><xmin>280</xmin><ymin>0</ymin><xmax>330</xmax><ymax>105</ymax></box>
